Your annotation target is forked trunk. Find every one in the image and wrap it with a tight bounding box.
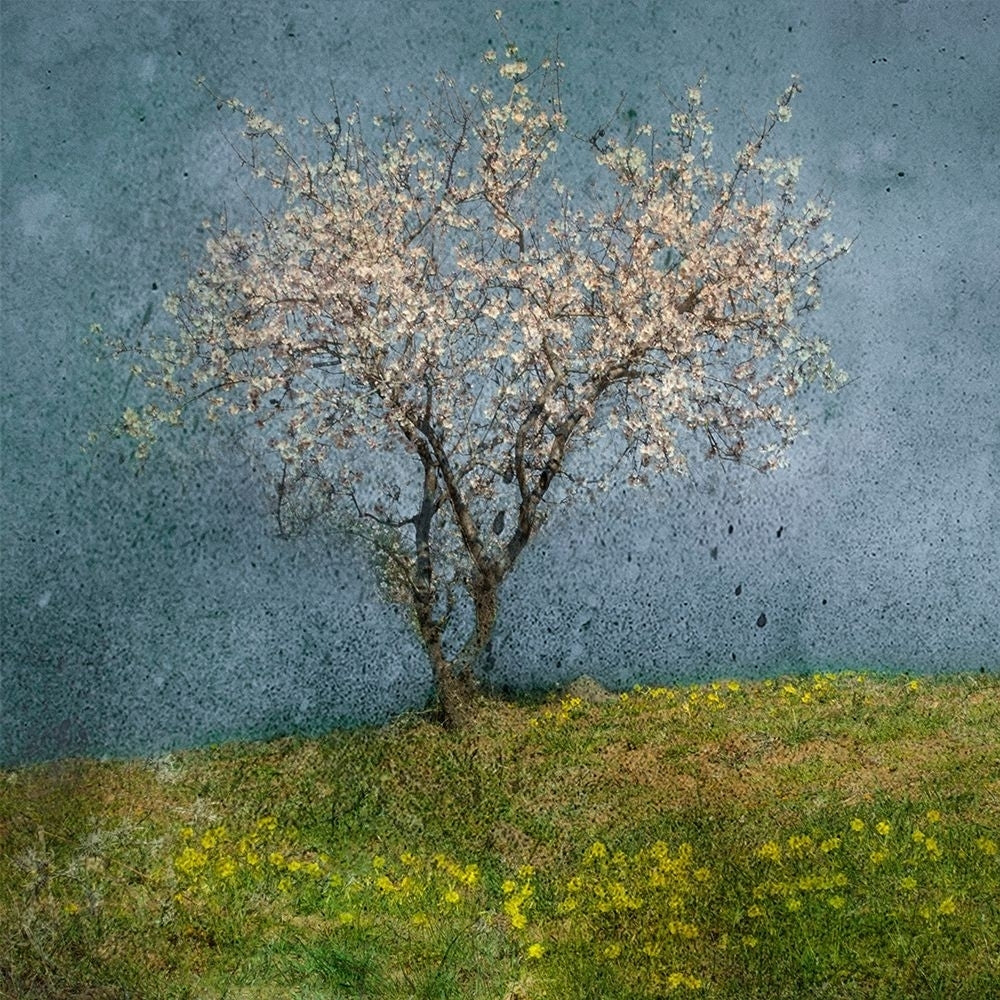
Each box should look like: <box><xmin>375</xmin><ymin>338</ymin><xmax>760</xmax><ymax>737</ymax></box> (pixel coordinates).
<box><xmin>423</xmin><ymin>572</ymin><xmax>500</xmax><ymax>730</ymax></box>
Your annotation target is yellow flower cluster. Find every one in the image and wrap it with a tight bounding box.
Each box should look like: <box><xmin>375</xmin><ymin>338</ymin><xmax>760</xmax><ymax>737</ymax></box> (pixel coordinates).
<box><xmin>554</xmin><ymin>838</ymin><xmax>710</xmax><ymax>991</ymax></box>
<box><xmin>169</xmin><ymin>821</ymin><xmax>554</xmax><ymax>962</ymax></box>
<box><xmin>501</xmin><ymin>865</ymin><xmax>537</xmax><ymax>931</ymax></box>
<box><xmin>327</xmin><ymin>848</ymin><xmax>488</xmax><ymax>929</ymax></box>
<box><xmin>629</xmin><ymin>679</ymin><xmax>745</xmax><ymax>713</ymax></box>
<box><xmin>531</xmin><ymin>695</ymin><xmax>584</xmax><ymax>727</ymax></box>
<box><xmin>157</xmin><ymin>794</ymin><xmax>997</xmax><ymax>995</ymax></box>
<box><xmin>624</xmin><ymin>671</ymin><xmax>925</xmax><ymax>718</ymax></box>
<box><xmin>171</xmin><ymin>816</ymin><xmax>328</xmax><ymax>903</ymax></box>
<box><xmin>976</xmin><ymin>837</ymin><xmax>998</xmax><ymax>857</ymax></box>
<box><xmin>625</xmin><ymin>675</ymin><xmax>911</xmax><ymax>719</ymax></box>
<box><xmin>773</xmin><ymin>672</ymin><xmax>840</xmax><ymax>705</ymax></box>
<box><xmin>744</xmin><ymin>810</ymin><xmax>987</xmax><ymax>934</ymax></box>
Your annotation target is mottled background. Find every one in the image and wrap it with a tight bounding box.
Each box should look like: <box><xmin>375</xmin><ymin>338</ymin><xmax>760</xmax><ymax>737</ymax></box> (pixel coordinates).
<box><xmin>2</xmin><ymin>0</ymin><xmax>997</xmax><ymax>766</ymax></box>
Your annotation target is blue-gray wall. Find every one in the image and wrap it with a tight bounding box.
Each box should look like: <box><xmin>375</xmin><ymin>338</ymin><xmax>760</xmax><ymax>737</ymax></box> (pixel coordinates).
<box><xmin>2</xmin><ymin>0</ymin><xmax>998</xmax><ymax>766</ymax></box>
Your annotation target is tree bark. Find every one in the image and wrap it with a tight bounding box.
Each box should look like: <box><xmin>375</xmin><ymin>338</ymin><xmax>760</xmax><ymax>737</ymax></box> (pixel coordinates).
<box><xmin>425</xmin><ymin>571</ymin><xmax>500</xmax><ymax>730</ymax></box>
<box><xmin>433</xmin><ymin>657</ymin><xmax>483</xmax><ymax>731</ymax></box>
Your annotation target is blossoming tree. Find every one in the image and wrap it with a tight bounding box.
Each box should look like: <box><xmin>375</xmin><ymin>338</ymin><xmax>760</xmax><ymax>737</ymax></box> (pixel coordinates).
<box><xmin>110</xmin><ymin>17</ymin><xmax>850</xmax><ymax>727</ymax></box>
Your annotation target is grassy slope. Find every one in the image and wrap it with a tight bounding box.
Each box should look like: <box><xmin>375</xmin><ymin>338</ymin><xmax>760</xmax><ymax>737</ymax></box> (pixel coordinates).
<box><xmin>2</xmin><ymin>670</ymin><xmax>998</xmax><ymax>999</ymax></box>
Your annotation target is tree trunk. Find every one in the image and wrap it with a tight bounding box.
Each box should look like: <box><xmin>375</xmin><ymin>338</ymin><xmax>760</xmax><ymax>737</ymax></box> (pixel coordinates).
<box><xmin>425</xmin><ymin>571</ymin><xmax>500</xmax><ymax>730</ymax></box>
<box><xmin>433</xmin><ymin>657</ymin><xmax>483</xmax><ymax>731</ymax></box>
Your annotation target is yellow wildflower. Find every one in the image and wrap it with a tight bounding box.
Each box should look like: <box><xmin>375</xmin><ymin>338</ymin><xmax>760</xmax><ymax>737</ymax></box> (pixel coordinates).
<box><xmin>665</xmin><ymin>972</ymin><xmax>702</xmax><ymax>990</ymax></box>
<box><xmin>526</xmin><ymin>943</ymin><xmax>545</xmax><ymax>959</ymax></box>
<box><xmin>174</xmin><ymin>847</ymin><xmax>207</xmax><ymax>875</ymax></box>
<box><xmin>850</xmin><ymin>818</ymin><xmax>865</xmax><ymax>832</ymax></box>
<box><xmin>215</xmin><ymin>857</ymin><xmax>237</xmax><ymax>879</ymax></box>
<box><xmin>758</xmin><ymin>841</ymin><xmax>782</xmax><ymax>862</ymax></box>
<box><xmin>669</xmin><ymin>920</ymin><xmax>699</xmax><ymax>939</ymax></box>
<box><xmin>876</xmin><ymin>820</ymin><xmax>891</xmax><ymax>836</ymax></box>
<box><xmin>925</xmin><ymin>809</ymin><xmax>942</xmax><ymax>824</ymax></box>
<box><xmin>937</xmin><ymin>897</ymin><xmax>956</xmax><ymax>915</ymax></box>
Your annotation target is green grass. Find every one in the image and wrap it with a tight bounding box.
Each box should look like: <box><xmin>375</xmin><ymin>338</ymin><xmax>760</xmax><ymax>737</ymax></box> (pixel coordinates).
<box><xmin>2</xmin><ymin>670</ymin><xmax>998</xmax><ymax>999</ymax></box>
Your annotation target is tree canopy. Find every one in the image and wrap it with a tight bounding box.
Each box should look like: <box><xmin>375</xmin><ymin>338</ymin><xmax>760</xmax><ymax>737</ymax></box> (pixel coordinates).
<box><xmin>105</xmin><ymin>17</ymin><xmax>851</xmax><ymax>726</ymax></box>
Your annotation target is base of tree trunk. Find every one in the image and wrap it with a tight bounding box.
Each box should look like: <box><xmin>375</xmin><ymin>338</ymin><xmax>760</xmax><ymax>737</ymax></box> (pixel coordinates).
<box><xmin>434</xmin><ymin>669</ymin><xmax>483</xmax><ymax>730</ymax></box>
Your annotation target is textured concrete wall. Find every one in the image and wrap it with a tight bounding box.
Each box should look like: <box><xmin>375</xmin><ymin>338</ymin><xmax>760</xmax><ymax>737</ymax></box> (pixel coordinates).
<box><xmin>3</xmin><ymin>0</ymin><xmax>997</xmax><ymax>765</ymax></box>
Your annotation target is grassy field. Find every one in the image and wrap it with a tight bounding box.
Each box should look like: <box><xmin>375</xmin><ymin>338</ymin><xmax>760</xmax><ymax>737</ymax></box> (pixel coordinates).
<box><xmin>2</xmin><ymin>670</ymin><xmax>998</xmax><ymax>999</ymax></box>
